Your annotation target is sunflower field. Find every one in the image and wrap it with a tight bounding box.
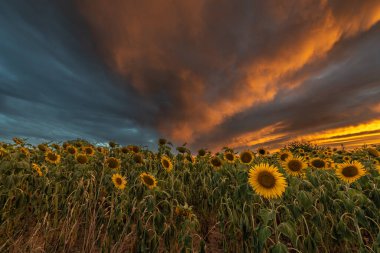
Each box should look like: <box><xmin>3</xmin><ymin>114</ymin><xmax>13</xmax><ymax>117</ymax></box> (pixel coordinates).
<box><xmin>1</xmin><ymin>138</ymin><xmax>380</xmax><ymax>252</ymax></box>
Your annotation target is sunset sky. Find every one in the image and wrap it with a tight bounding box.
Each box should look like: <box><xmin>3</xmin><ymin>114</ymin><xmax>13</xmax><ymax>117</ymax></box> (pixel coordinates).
<box><xmin>1</xmin><ymin>0</ymin><xmax>380</xmax><ymax>151</ymax></box>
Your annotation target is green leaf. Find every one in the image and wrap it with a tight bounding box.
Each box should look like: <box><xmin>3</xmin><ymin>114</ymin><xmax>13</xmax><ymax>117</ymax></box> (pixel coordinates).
<box><xmin>270</xmin><ymin>242</ymin><xmax>289</xmax><ymax>253</ymax></box>
<box><xmin>278</xmin><ymin>222</ymin><xmax>297</xmax><ymax>245</ymax></box>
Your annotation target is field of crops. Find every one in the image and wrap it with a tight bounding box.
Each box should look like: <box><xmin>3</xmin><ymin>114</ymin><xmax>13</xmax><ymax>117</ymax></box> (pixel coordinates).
<box><xmin>0</xmin><ymin>138</ymin><xmax>380</xmax><ymax>252</ymax></box>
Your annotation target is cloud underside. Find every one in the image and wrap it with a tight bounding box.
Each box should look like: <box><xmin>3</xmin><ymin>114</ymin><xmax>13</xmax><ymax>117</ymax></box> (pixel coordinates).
<box><xmin>78</xmin><ymin>0</ymin><xmax>380</xmax><ymax>149</ymax></box>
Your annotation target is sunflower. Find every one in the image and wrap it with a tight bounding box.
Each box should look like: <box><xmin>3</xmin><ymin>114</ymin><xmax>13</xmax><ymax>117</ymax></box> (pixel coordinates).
<box><xmin>342</xmin><ymin>156</ymin><xmax>351</xmax><ymax>162</ymax></box>
<box><xmin>367</xmin><ymin>148</ymin><xmax>380</xmax><ymax>158</ymax></box>
<box><xmin>184</xmin><ymin>154</ymin><xmax>195</xmax><ymax>164</ymax></box>
<box><xmin>224</xmin><ymin>152</ymin><xmax>235</xmax><ymax>163</ymax></box>
<box><xmin>112</xmin><ymin>173</ymin><xmax>127</xmax><ymax>190</ymax></box>
<box><xmin>121</xmin><ymin>146</ymin><xmax>129</xmax><ymax>154</ymax></box>
<box><xmin>0</xmin><ymin>147</ymin><xmax>8</xmax><ymax>157</ymax></box>
<box><xmin>161</xmin><ymin>156</ymin><xmax>173</xmax><ymax>172</ymax></box>
<box><xmin>198</xmin><ymin>149</ymin><xmax>207</xmax><ymax>157</ymax></box>
<box><xmin>140</xmin><ymin>172</ymin><xmax>158</xmax><ymax>189</ymax></box>
<box><xmin>257</xmin><ymin>148</ymin><xmax>267</xmax><ymax>156</ymax></box>
<box><xmin>248</xmin><ymin>163</ymin><xmax>287</xmax><ymax>199</ymax></box>
<box><xmin>83</xmin><ymin>146</ymin><xmax>95</xmax><ymax>156</ymax></box>
<box><xmin>19</xmin><ymin>147</ymin><xmax>30</xmax><ymax>156</ymax></box>
<box><xmin>298</xmin><ymin>149</ymin><xmax>305</xmax><ymax>154</ymax></box>
<box><xmin>373</xmin><ymin>160</ymin><xmax>380</xmax><ymax>173</ymax></box>
<box><xmin>279</xmin><ymin>151</ymin><xmax>292</xmax><ymax>162</ymax></box>
<box><xmin>240</xmin><ymin>150</ymin><xmax>254</xmax><ymax>164</ymax></box>
<box><xmin>13</xmin><ymin>137</ymin><xmax>24</xmax><ymax>145</ymax></box>
<box><xmin>158</xmin><ymin>138</ymin><xmax>167</xmax><ymax>145</ymax></box>
<box><xmin>45</xmin><ymin>151</ymin><xmax>61</xmax><ymax>164</ymax></box>
<box><xmin>38</xmin><ymin>144</ymin><xmax>48</xmax><ymax>152</ymax></box>
<box><xmin>66</xmin><ymin>145</ymin><xmax>77</xmax><ymax>155</ymax></box>
<box><xmin>133</xmin><ymin>153</ymin><xmax>144</xmax><ymax>165</ymax></box>
<box><xmin>282</xmin><ymin>156</ymin><xmax>307</xmax><ymax>177</ymax></box>
<box><xmin>210</xmin><ymin>156</ymin><xmax>223</xmax><ymax>169</ymax></box>
<box><xmin>105</xmin><ymin>157</ymin><xmax>121</xmax><ymax>170</ymax></box>
<box><xmin>335</xmin><ymin>161</ymin><xmax>366</xmax><ymax>183</ymax></box>
<box><xmin>310</xmin><ymin>158</ymin><xmax>326</xmax><ymax>169</ymax></box>
<box><xmin>32</xmin><ymin>163</ymin><xmax>43</xmax><ymax>177</ymax></box>
<box><xmin>76</xmin><ymin>154</ymin><xmax>88</xmax><ymax>164</ymax></box>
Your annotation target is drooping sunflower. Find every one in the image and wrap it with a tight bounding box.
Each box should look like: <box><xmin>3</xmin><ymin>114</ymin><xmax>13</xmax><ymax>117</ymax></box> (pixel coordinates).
<box><xmin>19</xmin><ymin>147</ymin><xmax>30</xmax><ymax>156</ymax></box>
<box><xmin>240</xmin><ymin>150</ymin><xmax>254</xmax><ymax>164</ymax></box>
<box><xmin>13</xmin><ymin>137</ymin><xmax>24</xmax><ymax>145</ymax></box>
<box><xmin>45</xmin><ymin>151</ymin><xmax>61</xmax><ymax>164</ymax></box>
<box><xmin>335</xmin><ymin>161</ymin><xmax>366</xmax><ymax>184</ymax></box>
<box><xmin>282</xmin><ymin>156</ymin><xmax>307</xmax><ymax>177</ymax></box>
<box><xmin>38</xmin><ymin>144</ymin><xmax>48</xmax><ymax>152</ymax></box>
<box><xmin>32</xmin><ymin>163</ymin><xmax>43</xmax><ymax>177</ymax></box>
<box><xmin>66</xmin><ymin>145</ymin><xmax>77</xmax><ymax>155</ymax></box>
<box><xmin>257</xmin><ymin>148</ymin><xmax>267</xmax><ymax>156</ymax></box>
<box><xmin>310</xmin><ymin>158</ymin><xmax>326</xmax><ymax>169</ymax></box>
<box><xmin>83</xmin><ymin>146</ymin><xmax>95</xmax><ymax>156</ymax></box>
<box><xmin>105</xmin><ymin>157</ymin><xmax>121</xmax><ymax>170</ymax></box>
<box><xmin>210</xmin><ymin>156</ymin><xmax>223</xmax><ymax>169</ymax></box>
<box><xmin>76</xmin><ymin>154</ymin><xmax>88</xmax><ymax>164</ymax></box>
<box><xmin>161</xmin><ymin>156</ymin><xmax>173</xmax><ymax>172</ymax></box>
<box><xmin>112</xmin><ymin>173</ymin><xmax>127</xmax><ymax>190</ymax></box>
<box><xmin>224</xmin><ymin>152</ymin><xmax>235</xmax><ymax>163</ymax></box>
<box><xmin>140</xmin><ymin>172</ymin><xmax>158</xmax><ymax>189</ymax></box>
<box><xmin>367</xmin><ymin>148</ymin><xmax>380</xmax><ymax>158</ymax></box>
<box><xmin>278</xmin><ymin>151</ymin><xmax>292</xmax><ymax>162</ymax></box>
<box><xmin>121</xmin><ymin>146</ymin><xmax>129</xmax><ymax>154</ymax></box>
<box><xmin>248</xmin><ymin>163</ymin><xmax>287</xmax><ymax>199</ymax></box>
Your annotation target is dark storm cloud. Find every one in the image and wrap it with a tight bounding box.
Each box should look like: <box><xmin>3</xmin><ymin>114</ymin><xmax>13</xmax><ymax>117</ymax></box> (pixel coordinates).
<box><xmin>0</xmin><ymin>1</ymin><xmax>157</xmax><ymax>146</ymax></box>
<box><xmin>78</xmin><ymin>0</ymin><xmax>380</xmax><ymax>147</ymax></box>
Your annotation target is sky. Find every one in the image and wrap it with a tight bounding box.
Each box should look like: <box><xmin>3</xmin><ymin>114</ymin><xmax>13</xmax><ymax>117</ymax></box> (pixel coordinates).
<box><xmin>0</xmin><ymin>0</ymin><xmax>380</xmax><ymax>151</ymax></box>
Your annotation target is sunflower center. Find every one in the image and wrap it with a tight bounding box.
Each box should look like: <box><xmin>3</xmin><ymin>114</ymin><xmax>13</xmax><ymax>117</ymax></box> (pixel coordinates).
<box><xmin>312</xmin><ymin>159</ymin><xmax>325</xmax><ymax>168</ymax></box>
<box><xmin>162</xmin><ymin>159</ymin><xmax>170</xmax><ymax>168</ymax></box>
<box><xmin>280</xmin><ymin>153</ymin><xmax>289</xmax><ymax>161</ymax></box>
<box><xmin>68</xmin><ymin>147</ymin><xmax>76</xmax><ymax>154</ymax></box>
<box><xmin>48</xmin><ymin>153</ymin><xmax>57</xmax><ymax>160</ymax></box>
<box><xmin>225</xmin><ymin>153</ymin><xmax>234</xmax><ymax>161</ymax></box>
<box><xmin>134</xmin><ymin>154</ymin><xmax>143</xmax><ymax>163</ymax></box>
<box><xmin>288</xmin><ymin>160</ymin><xmax>302</xmax><ymax>172</ymax></box>
<box><xmin>259</xmin><ymin>149</ymin><xmax>266</xmax><ymax>155</ymax></box>
<box><xmin>143</xmin><ymin>175</ymin><xmax>154</xmax><ymax>185</ymax></box>
<box><xmin>258</xmin><ymin>171</ymin><xmax>276</xmax><ymax>188</ymax></box>
<box><xmin>211</xmin><ymin>158</ymin><xmax>222</xmax><ymax>167</ymax></box>
<box><xmin>108</xmin><ymin>159</ymin><xmax>119</xmax><ymax>168</ymax></box>
<box><xmin>241</xmin><ymin>153</ymin><xmax>252</xmax><ymax>163</ymax></box>
<box><xmin>115</xmin><ymin>178</ymin><xmax>122</xmax><ymax>185</ymax></box>
<box><xmin>341</xmin><ymin>166</ymin><xmax>358</xmax><ymax>178</ymax></box>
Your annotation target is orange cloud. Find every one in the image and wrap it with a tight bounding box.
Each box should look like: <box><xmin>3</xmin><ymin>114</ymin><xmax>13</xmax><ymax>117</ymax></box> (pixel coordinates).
<box><xmin>77</xmin><ymin>0</ymin><xmax>380</xmax><ymax>144</ymax></box>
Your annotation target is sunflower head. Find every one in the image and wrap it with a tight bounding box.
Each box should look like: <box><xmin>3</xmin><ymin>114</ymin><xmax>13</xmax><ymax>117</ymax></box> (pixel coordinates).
<box><xmin>198</xmin><ymin>149</ymin><xmax>207</xmax><ymax>157</ymax></box>
<box><xmin>257</xmin><ymin>148</ymin><xmax>267</xmax><ymax>156</ymax></box>
<box><xmin>161</xmin><ymin>156</ymin><xmax>173</xmax><ymax>172</ymax></box>
<box><xmin>38</xmin><ymin>144</ymin><xmax>48</xmax><ymax>152</ymax></box>
<box><xmin>83</xmin><ymin>146</ymin><xmax>95</xmax><ymax>156</ymax></box>
<box><xmin>282</xmin><ymin>156</ymin><xmax>307</xmax><ymax>177</ymax></box>
<box><xmin>45</xmin><ymin>151</ymin><xmax>61</xmax><ymax>164</ymax></box>
<box><xmin>184</xmin><ymin>154</ymin><xmax>195</xmax><ymax>164</ymax></box>
<box><xmin>132</xmin><ymin>153</ymin><xmax>144</xmax><ymax>164</ymax></box>
<box><xmin>112</xmin><ymin>173</ymin><xmax>127</xmax><ymax>190</ymax></box>
<box><xmin>279</xmin><ymin>151</ymin><xmax>292</xmax><ymax>162</ymax></box>
<box><xmin>32</xmin><ymin>163</ymin><xmax>43</xmax><ymax>177</ymax></box>
<box><xmin>76</xmin><ymin>154</ymin><xmax>88</xmax><ymax>164</ymax></box>
<box><xmin>140</xmin><ymin>172</ymin><xmax>158</xmax><ymax>189</ymax></box>
<box><xmin>248</xmin><ymin>163</ymin><xmax>287</xmax><ymax>199</ymax></box>
<box><xmin>13</xmin><ymin>137</ymin><xmax>24</xmax><ymax>145</ymax></box>
<box><xmin>121</xmin><ymin>146</ymin><xmax>129</xmax><ymax>154</ymax></box>
<box><xmin>298</xmin><ymin>149</ymin><xmax>305</xmax><ymax>154</ymax></box>
<box><xmin>158</xmin><ymin>138</ymin><xmax>167</xmax><ymax>145</ymax></box>
<box><xmin>224</xmin><ymin>152</ymin><xmax>235</xmax><ymax>163</ymax></box>
<box><xmin>66</xmin><ymin>145</ymin><xmax>77</xmax><ymax>155</ymax></box>
<box><xmin>109</xmin><ymin>141</ymin><xmax>117</xmax><ymax>148</ymax></box>
<box><xmin>19</xmin><ymin>147</ymin><xmax>30</xmax><ymax>156</ymax></box>
<box><xmin>240</xmin><ymin>150</ymin><xmax>254</xmax><ymax>164</ymax></box>
<box><xmin>106</xmin><ymin>157</ymin><xmax>121</xmax><ymax>170</ymax></box>
<box><xmin>310</xmin><ymin>158</ymin><xmax>326</xmax><ymax>169</ymax></box>
<box><xmin>336</xmin><ymin>161</ymin><xmax>366</xmax><ymax>183</ymax></box>
<box><xmin>342</xmin><ymin>156</ymin><xmax>351</xmax><ymax>162</ymax></box>
<box><xmin>210</xmin><ymin>156</ymin><xmax>223</xmax><ymax>169</ymax></box>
